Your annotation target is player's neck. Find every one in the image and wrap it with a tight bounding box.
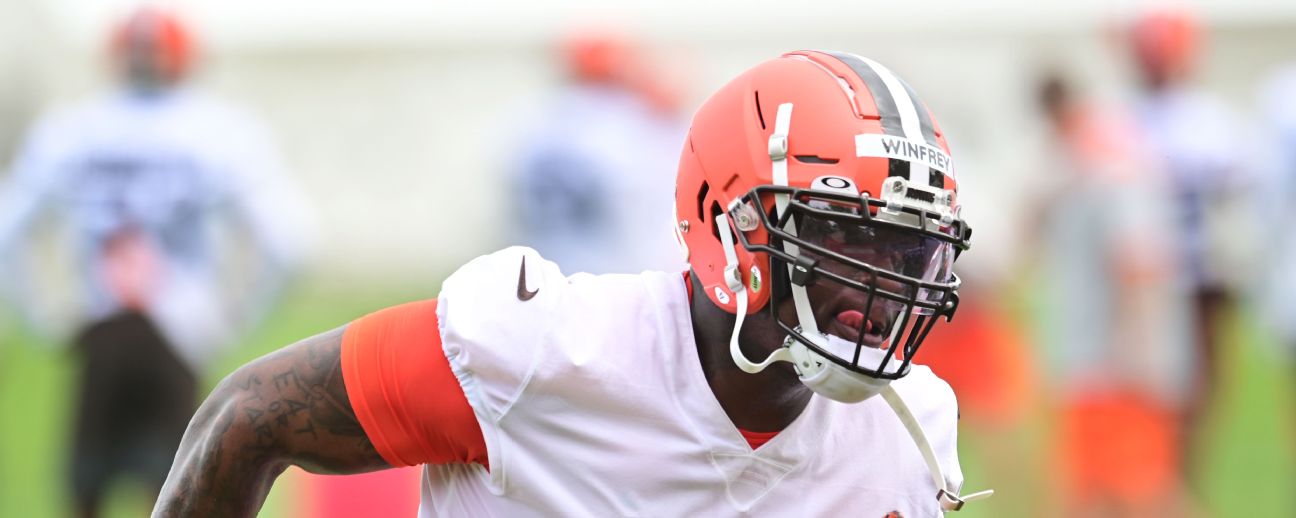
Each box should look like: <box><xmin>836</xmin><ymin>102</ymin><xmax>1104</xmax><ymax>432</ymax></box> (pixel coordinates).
<box><xmin>687</xmin><ymin>275</ymin><xmax>812</xmax><ymax>433</ymax></box>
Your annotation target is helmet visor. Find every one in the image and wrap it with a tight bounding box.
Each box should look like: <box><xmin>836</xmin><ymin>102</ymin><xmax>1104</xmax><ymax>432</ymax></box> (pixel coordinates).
<box><xmin>797</xmin><ymin>200</ymin><xmax>953</xmax><ymax>281</ymax></box>
<box><xmin>793</xmin><ymin>198</ymin><xmax>955</xmax><ymax>313</ymax></box>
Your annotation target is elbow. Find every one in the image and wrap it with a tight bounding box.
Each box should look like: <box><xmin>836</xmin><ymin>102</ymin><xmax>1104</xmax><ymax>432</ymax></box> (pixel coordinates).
<box><xmin>155</xmin><ymin>366</ymin><xmax>290</xmax><ymax>517</ymax></box>
<box><xmin>178</xmin><ymin>374</ymin><xmax>252</xmax><ymax>461</ymax></box>
<box><xmin>185</xmin><ymin>367</ymin><xmax>285</xmax><ymax>467</ymax></box>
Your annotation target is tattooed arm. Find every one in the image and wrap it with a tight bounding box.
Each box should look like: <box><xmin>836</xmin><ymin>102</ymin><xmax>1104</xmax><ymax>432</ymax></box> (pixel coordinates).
<box><xmin>152</xmin><ymin>326</ymin><xmax>389</xmax><ymax>517</ymax></box>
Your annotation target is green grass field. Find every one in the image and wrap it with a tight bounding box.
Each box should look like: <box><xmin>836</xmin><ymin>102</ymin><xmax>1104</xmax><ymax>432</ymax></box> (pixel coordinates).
<box><xmin>1</xmin><ymin>277</ymin><xmax>1291</xmax><ymax>517</ymax></box>
<box><xmin>0</xmin><ymin>277</ymin><xmax>440</xmax><ymax>518</ymax></box>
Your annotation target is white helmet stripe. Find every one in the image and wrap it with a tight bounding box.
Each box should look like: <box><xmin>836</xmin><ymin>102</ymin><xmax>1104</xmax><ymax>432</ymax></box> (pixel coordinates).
<box><xmin>845</xmin><ymin>54</ymin><xmax>929</xmax><ymax>185</ymax></box>
<box><xmin>769</xmin><ymin>102</ymin><xmax>794</xmax><ymax>216</ymax></box>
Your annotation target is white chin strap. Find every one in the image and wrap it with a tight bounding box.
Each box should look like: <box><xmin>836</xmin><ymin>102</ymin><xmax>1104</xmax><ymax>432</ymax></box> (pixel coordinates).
<box><xmin>882</xmin><ymin>385</ymin><xmax>995</xmax><ymax>511</ymax></box>
<box><xmin>715</xmin><ymin>99</ymin><xmax>991</xmax><ymax>511</ymax></box>
<box><xmin>718</xmin><ymin>211</ymin><xmax>795</xmax><ymax>373</ymax></box>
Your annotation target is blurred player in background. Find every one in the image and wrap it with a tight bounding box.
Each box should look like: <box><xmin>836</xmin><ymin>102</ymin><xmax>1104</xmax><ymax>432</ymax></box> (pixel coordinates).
<box><xmin>1258</xmin><ymin>64</ymin><xmax>1296</xmax><ymax>405</ymax></box>
<box><xmin>1127</xmin><ymin>7</ymin><xmax>1256</xmax><ymax>478</ymax></box>
<box><xmin>0</xmin><ymin>7</ymin><xmax>311</xmax><ymax>517</ymax></box>
<box><xmin>155</xmin><ymin>51</ymin><xmax>992</xmax><ymax>517</ymax></box>
<box><xmin>506</xmin><ymin>28</ymin><xmax>687</xmax><ymax>275</ymax></box>
<box><xmin>1029</xmin><ymin>72</ymin><xmax>1193</xmax><ymax>517</ymax></box>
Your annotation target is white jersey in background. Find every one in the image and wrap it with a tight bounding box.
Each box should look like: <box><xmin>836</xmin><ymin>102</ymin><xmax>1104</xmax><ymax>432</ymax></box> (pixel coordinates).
<box><xmin>1258</xmin><ymin>65</ymin><xmax>1296</xmax><ymax>352</ymax></box>
<box><xmin>1134</xmin><ymin>86</ymin><xmax>1250</xmax><ymax>289</ymax></box>
<box><xmin>0</xmin><ymin>87</ymin><xmax>313</xmax><ymax>367</ymax></box>
<box><xmin>508</xmin><ymin>85</ymin><xmax>688</xmax><ymax>275</ymax></box>
<box><xmin>427</xmin><ymin>247</ymin><xmax>963</xmax><ymax>517</ymax></box>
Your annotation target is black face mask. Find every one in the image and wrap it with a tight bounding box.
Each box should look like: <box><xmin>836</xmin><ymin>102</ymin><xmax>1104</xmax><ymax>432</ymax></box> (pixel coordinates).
<box><xmin>731</xmin><ymin>185</ymin><xmax>970</xmax><ymax>379</ymax></box>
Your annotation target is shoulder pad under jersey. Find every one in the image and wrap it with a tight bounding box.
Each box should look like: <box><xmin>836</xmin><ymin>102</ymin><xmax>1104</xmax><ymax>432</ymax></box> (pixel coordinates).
<box><xmin>437</xmin><ymin>247</ymin><xmax>568</xmax><ymax>420</ymax></box>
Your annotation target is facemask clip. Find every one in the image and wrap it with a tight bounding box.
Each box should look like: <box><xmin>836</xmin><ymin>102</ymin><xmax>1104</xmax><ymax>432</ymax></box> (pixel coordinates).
<box><xmin>789</xmin><ymin>255</ymin><xmax>817</xmax><ymax>287</ymax></box>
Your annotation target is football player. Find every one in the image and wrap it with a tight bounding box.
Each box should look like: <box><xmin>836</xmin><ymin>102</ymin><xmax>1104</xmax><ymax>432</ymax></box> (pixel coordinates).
<box><xmin>1032</xmin><ymin>72</ymin><xmax>1192</xmax><ymax>516</ymax></box>
<box><xmin>154</xmin><ymin>50</ymin><xmax>989</xmax><ymax>517</ymax></box>
<box><xmin>0</xmin><ymin>7</ymin><xmax>310</xmax><ymax>517</ymax></box>
<box><xmin>1128</xmin><ymin>6</ymin><xmax>1251</xmax><ymax>482</ymax></box>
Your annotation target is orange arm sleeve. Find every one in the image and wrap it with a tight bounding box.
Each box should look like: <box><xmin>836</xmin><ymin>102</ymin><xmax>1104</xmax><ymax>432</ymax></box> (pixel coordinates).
<box><xmin>340</xmin><ymin>299</ymin><xmax>488</xmax><ymax>468</ymax></box>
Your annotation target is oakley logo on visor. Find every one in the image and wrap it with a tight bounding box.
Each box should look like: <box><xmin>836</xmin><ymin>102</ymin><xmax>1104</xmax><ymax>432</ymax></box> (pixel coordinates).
<box><xmin>811</xmin><ymin>175</ymin><xmax>858</xmax><ymax>195</ymax></box>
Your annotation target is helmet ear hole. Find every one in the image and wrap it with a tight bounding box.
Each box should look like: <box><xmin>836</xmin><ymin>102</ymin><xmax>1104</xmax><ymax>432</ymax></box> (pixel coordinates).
<box><xmin>696</xmin><ymin>181</ymin><xmax>711</xmax><ymax>221</ymax></box>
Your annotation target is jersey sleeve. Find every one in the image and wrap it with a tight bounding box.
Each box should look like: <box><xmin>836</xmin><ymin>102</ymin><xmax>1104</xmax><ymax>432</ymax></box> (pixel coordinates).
<box><xmin>434</xmin><ymin>247</ymin><xmax>569</xmax><ymax>490</ymax></box>
<box><xmin>340</xmin><ymin>299</ymin><xmax>488</xmax><ymax>468</ymax></box>
<box><xmin>436</xmin><ymin>247</ymin><xmax>566</xmax><ymax>420</ymax></box>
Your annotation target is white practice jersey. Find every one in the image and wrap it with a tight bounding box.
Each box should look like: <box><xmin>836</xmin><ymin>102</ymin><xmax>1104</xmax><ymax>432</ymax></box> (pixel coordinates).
<box><xmin>1134</xmin><ymin>86</ymin><xmax>1249</xmax><ymax>287</ymax></box>
<box><xmin>1258</xmin><ymin>64</ymin><xmax>1296</xmax><ymax>350</ymax></box>
<box><xmin>508</xmin><ymin>85</ymin><xmax>688</xmax><ymax>275</ymax></box>
<box><xmin>0</xmin><ymin>88</ymin><xmax>312</xmax><ymax>365</ymax></box>
<box><xmin>427</xmin><ymin>247</ymin><xmax>963</xmax><ymax>517</ymax></box>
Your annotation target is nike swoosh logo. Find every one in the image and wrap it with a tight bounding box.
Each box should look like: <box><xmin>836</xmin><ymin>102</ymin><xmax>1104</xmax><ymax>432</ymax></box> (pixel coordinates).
<box><xmin>516</xmin><ymin>256</ymin><xmax>539</xmax><ymax>301</ymax></box>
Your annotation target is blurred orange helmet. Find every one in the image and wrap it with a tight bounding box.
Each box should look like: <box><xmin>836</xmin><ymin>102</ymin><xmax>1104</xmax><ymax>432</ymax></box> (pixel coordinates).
<box><xmin>559</xmin><ymin>28</ymin><xmax>684</xmax><ymax>112</ymax></box>
<box><xmin>110</xmin><ymin>6</ymin><xmax>196</xmax><ymax>86</ymax></box>
<box><xmin>562</xmin><ymin>29</ymin><xmax>633</xmax><ymax>85</ymax></box>
<box><xmin>1130</xmin><ymin>7</ymin><xmax>1199</xmax><ymax>83</ymax></box>
<box><xmin>674</xmin><ymin>51</ymin><xmax>970</xmax><ymax>386</ymax></box>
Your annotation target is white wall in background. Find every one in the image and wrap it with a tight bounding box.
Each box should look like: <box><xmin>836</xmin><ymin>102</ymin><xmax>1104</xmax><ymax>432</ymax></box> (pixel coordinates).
<box><xmin>4</xmin><ymin>0</ymin><xmax>1294</xmax><ymax>278</ymax></box>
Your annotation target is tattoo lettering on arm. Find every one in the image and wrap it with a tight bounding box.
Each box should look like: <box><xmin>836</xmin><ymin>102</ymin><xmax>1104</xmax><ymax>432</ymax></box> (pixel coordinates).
<box><xmin>153</xmin><ymin>326</ymin><xmax>390</xmax><ymax>517</ymax></box>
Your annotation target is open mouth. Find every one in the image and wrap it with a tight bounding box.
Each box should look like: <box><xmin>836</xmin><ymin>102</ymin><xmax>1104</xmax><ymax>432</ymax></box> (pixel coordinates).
<box><xmin>828</xmin><ymin>309</ymin><xmax>889</xmax><ymax>348</ymax></box>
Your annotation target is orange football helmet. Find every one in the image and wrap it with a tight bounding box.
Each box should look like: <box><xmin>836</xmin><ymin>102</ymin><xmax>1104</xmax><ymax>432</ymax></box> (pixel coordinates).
<box><xmin>1130</xmin><ymin>7</ymin><xmax>1200</xmax><ymax>86</ymax></box>
<box><xmin>110</xmin><ymin>6</ymin><xmax>196</xmax><ymax>88</ymax></box>
<box><xmin>674</xmin><ymin>51</ymin><xmax>971</xmax><ymax>390</ymax></box>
